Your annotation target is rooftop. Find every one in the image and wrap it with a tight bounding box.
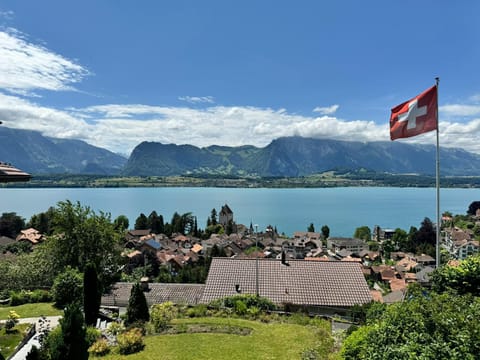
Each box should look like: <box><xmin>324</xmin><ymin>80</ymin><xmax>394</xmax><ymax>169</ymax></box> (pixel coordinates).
<box><xmin>0</xmin><ymin>162</ymin><xmax>31</xmax><ymax>182</ymax></box>
<box><xmin>101</xmin><ymin>282</ymin><xmax>205</xmax><ymax>307</ymax></box>
<box><xmin>201</xmin><ymin>258</ymin><xmax>372</xmax><ymax>307</ymax></box>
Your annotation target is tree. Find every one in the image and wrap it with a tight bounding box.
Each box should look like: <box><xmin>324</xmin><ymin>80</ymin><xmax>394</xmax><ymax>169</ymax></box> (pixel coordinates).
<box><xmin>307</xmin><ymin>223</ymin><xmax>315</xmax><ymax>232</ymax></box>
<box><xmin>148</xmin><ymin>211</ymin><xmax>164</xmax><ymax>234</ymax></box>
<box><xmin>431</xmin><ymin>254</ymin><xmax>480</xmax><ymax>296</ymax></box>
<box><xmin>0</xmin><ymin>212</ymin><xmax>25</xmax><ymax>238</ymax></box>
<box><xmin>52</xmin><ymin>266</ymin><xmax>83</xmax><ymax>308</ymax></box>
<box><xmin>113</xmin><ymin>215</ymin><xmax>129</xmax><ymax>231</ymax></box>
<box><xmin>27</xmin><ymin>207</ymin><xmax>56</xmax><ymax>235</ymax></box>
<box><xmin>467</xmin><ymin>201</ymin><xmax>480</xmax><ymax>216</ymax></box>
<box><xmin>134</xmin><ymin>213</ymin><xmax>149</xmax><ymax>230</ymax></box>
<box><xmin>125</xmin><ymin>283</ymin><xmax>150</xmax><ymax>326</ymax></box>
<box><xmin>210</xmin><ymin>208</ymin><xmax>217</xmax><ymax>226</ymax></box>
<box><xmin>49</xmin><ymin>200</ymin><xmax>122</xmax><ymax>287</ymax></box>
<box><xmin>57</xmin><ymin>303</ymin><xmax>88</xmax><ymax>360</ymax></box>
<box><xmin>321</xmin><ymin>225</ymin><xmax>330</xmax><ymax>239</ymax></box>
<box><xmin>83</xmin><ymin>263</ymin><xmax>101</xmax><ymax>326</ymax></box>
<box><xmin>342</xmin><ymin>292</ymin><xmax>480</xmax><ymax>359</ymax></box>
<box><xmin>354</xmin><ymin>226</ymin><xmax>371</xmax><ymax>241</ymax></box>
<box><xmin>391</xmin><ymin>228</ymin><xmax>408</xmax><ymax>250</ymax></box>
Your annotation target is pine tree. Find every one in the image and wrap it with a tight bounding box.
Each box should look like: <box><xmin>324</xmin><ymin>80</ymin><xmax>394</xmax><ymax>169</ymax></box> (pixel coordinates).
<box><xmin>49</xmin><ymin>303</ymin><xmax>88</xmax><ymax>360</ymax></box>
<box><xmin>83</xmin><ymin>262</ymin><xmax>101</xmax><ymax>326</ymax></box>
<box><xmin>126</xmin><ymin>283</ymin><xmax>150</xmax><ymax>326</ymax></box>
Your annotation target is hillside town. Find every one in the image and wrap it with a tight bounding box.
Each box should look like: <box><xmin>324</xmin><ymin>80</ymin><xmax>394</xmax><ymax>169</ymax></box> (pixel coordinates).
<box><xmin>2</xmin><ymin>203</ymin><xmax>479</xmax><ymax>310</ymax></box>
<box><xmin>1</xmin><ymin>201</ymin><xmax>480</xmax><ymax>359</ymax></box>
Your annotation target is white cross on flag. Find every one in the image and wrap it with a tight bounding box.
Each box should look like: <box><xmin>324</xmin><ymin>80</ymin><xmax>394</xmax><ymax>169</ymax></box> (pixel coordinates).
<box><xmin>390</xmin><ymin>85</ymin><xmax>438</xmax><ymax>140</ymax></box>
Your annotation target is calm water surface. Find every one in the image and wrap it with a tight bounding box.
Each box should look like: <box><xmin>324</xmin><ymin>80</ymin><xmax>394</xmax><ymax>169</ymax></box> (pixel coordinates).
<box><xmin>1</xmin><ymin>187</ymin><xmax>479</xmax><ymax>237</ymax></box>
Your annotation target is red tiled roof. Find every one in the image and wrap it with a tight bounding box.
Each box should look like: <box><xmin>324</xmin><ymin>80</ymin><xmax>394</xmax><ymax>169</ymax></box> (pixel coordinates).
<box><xmin>201</xmin><ymin>258</ymin><xmax>372</xmax><ymax>307</ymax></box>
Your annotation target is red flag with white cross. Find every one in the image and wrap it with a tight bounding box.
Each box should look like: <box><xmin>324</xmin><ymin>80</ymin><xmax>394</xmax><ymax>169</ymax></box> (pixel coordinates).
<box><xmin>390</xmin><ymin>85</ymin><xmax>438</xmax><ymax>140</ymax></box>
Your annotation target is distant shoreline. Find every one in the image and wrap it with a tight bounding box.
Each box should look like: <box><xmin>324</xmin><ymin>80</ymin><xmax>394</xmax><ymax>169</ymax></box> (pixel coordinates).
<box><xmin>2</xmin><ymin>173</ymin><xmax>480</xmax><ymax>189</ymax></box>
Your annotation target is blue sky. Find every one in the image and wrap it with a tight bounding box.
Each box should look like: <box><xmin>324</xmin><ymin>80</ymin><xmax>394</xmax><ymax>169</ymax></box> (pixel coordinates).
<box><xmin>0</xmin><ymin>1</ymin><xmax>479</xmax><ymax>156</ymax></box>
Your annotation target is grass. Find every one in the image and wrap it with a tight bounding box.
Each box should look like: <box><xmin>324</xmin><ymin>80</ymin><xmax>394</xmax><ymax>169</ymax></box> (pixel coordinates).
<box><xmin>0</xmin><ymin>303</ymin><xmax>62</xmax><ymax>320</ymax></box>
<box><xmin>0</xmin><ymin>323</ymin><xmax>31</xmax><ymax>358</ymax></box>
<box><xmin>99</xmin><ymin>317</ymin><xmax>330</xmax><ymax>360</ymax></box>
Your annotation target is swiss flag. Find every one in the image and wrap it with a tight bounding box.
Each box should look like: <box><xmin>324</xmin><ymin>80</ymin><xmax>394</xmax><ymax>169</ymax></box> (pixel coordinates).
<box><xmin>390</xmin><ymin>85</ymin><xmax>438</xmax><ymax>140</ymax></box>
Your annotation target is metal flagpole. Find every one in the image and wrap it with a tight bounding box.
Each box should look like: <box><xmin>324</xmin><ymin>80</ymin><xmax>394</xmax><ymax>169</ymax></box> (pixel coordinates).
<box><xmin>435</xmin><ymin>77</ymin><xmax>441</xmax><ymax>268</ymax></box>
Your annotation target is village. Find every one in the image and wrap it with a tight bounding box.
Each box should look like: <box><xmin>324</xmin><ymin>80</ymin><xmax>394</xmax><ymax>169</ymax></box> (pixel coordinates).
<box><xmin>3</xmin><ymin>203</ymin><xmax>479</xmax><ymax>314</ymax></box>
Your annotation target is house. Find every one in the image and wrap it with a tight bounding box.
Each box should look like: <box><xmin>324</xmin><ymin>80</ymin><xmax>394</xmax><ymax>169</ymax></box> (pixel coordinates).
<box><xmin>201</xmin><ymin>258</ymin><xmax>372</xmax><ymax>316</ymax></box>
<box><xmin>0</xmin><ymin>162</ymin><xmax>31</xmax><ymax>182</ymax></box>
<box><xmin>327</xmin><ymin>237</ymin><xmax>368</xmax><ymax>255</ymax></box>
<box><xmin>443</xmin><ymin>227</ymin><xmax>479</xmax><ymax>260</ymax></box>
<box><xmin>219</xmin><ymin>204</ymin><xmax>233</xmax><ymax>227</ymax></box>
<box><xmin>139</xmin><ymin>239</ymin><xmax>162</xmax><ymax>254</ymax></box>
<box><xmin>372</xmin><ymin>226</ymin><xmax>395</xmax><ymax>242</ymax></box>
<box><xmin>101</xmin><ymin>282</ymin><xmax>205</xmax><ymax>307</ymax></box>
<box><xmin>0</xmin><ymin>235</ymin><xmax>15</xmax><ymax>247</ymax></box>
<box><xmin>16</xmin><ymin>228</ymin><xmax>43</xmax><ymax>245</ymax></box>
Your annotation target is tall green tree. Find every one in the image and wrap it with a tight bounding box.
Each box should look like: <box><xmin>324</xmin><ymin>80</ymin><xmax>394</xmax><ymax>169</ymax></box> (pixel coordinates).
<box><xmin>134</xmin><ymin>213</ymin><xmax>149</xmax><ymax>230</ymax></box>
<box><xmin>27</xmin><ymin>207</ymin><xmax>56</xmax><ymax>235</ymax></box>
<box><xmin>83</xmin><ymin>262</ymin><xmax>101</xmax><ymax>326</ymax></box>
<box><xmin>210</xmin><ymin>208</ymin><xmax>217</xmax><ymax>226</ymax></box>
<box><xmin>354</xmin><ymin>226</ymin><xmax>371</xmax><ymax>241</ymax></box>
<box><xmin>125</xmin><ymin>283</ymin><xmax>150</xmax><ymax>326</ymax></box>
<box><xmin>113</xmin><ymin>215</ymin><xmax>129</xmax><ymax>231</ymax></box>
<box><xmin>48</xmin><ymin>200</ymin><xmax>122</xmax><ymax>287</ymax></box>
<box><xmin>148</xmin><ymin>211</ymin><xmax>164</xmax><ymax>234</ymax></box>
<box><xmin>57</xmin><ymin>303</ymin><xmax>88</xmax><ymax>360</ymax></box>
<box><xmin>0</xmin><ymin>212</ymin><xmax>25</xmax><ymax>238</ymax></box>
<box><xmin>307</xmin><ymin>223</ymin><xmax>315</xmax><ymax>232</ymax></box>
<box><xmin>321</xmin><ymin>225</ymin><xmax>330</xmax><ymax>239</ymax></box>
<box><xmin>467</xmin><ymin>201</ymin><xmax>480</xmax><ymax>216</ymax></box>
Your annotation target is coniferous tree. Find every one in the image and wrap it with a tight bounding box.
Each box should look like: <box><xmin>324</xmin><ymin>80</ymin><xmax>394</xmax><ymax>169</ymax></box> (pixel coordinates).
<box><xmin>210</xmin><ymin>208</ymin><xmax>217</xmax><ymax>226</ymax></box>
<box><xmin>49</xmin><ymin>303</ymin><xmax>88</xmax><ymax>360</ymax></box>
<box><xmin>126</xmin><ymin>283</ymin><xmax>150</xmax><ymax>326</ymax></box>
<box><xmin>83</xmin><ymin>262</ymin><xmax>101</xmax><ymax>326</ymax></box>
<box><xmin>135</xmin><ymin>213</ymin><xmax>149</xmax><ymax>230</ymax></box>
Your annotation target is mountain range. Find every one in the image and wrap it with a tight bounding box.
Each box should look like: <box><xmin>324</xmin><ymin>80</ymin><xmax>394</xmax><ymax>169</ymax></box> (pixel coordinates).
<box><xmin>123</xmin><ymin>136</ymin><xmax>480</xmax><ymax>177</ymax></box>
<box><xmin>2</xmin><ymin>127</ymin><xmax>480</xmax><ymax>177</ymax></box>
<box><xmin>0</xmin><ymin>127</ymin><xmax>126</xmax><ymax>175</ymax></box>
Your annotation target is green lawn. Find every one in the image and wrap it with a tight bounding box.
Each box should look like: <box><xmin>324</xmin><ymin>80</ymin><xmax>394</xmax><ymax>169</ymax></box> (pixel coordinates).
<box><xmin>101</xmin><ymin>317</ymin><xmax>329</xmax><ymax>360</ymax></box>
<box><xmin>0</xmin><ymin>323</ymin><xmax>31</xmax><ymax>358</ymax></box>
<box><xmin>0</xmin><ymin>303</ymin><xmax>62</xmax><ymax>320</ymax></box>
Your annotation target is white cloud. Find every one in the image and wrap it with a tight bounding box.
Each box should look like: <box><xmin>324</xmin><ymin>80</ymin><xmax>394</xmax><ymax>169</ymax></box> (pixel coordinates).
<box><xmin>0</xmin><ymin>28</ymin><xmax>89</xmax><ymax>95</ymax></box>
<box><xmin>0</xmin><ymin>10</ymin><xmax>14</xmax><ymax>19</ymax></box>
<box><xmin>313</xmin><ymin>104</ymin><xmax>339</xmax><ymax>115</ymax></box>
<box><xmin>178</xmin><ymin>96</ymin><xmax>215</xmax><ymax>104</ymax></box>
<box><xmin>3</xmin><ymin>92</ymin><xmax>480</xmax><ymax>155</ymax></box>
<box><xmin>440</xmin><ymin>104</ymin><xmax>480</xmax><ymax>117</ymax></box>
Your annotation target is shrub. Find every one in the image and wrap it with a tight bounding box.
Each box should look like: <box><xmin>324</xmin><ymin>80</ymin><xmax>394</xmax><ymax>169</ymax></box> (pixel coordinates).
<box><xmin>106</xmin><ymin>322</ymin><xmax>125</xmax><ymax>337</ymax></box>
<box><xmin>85</xmin><ymin>326</ymin><xmax>101</xmax><ymax>347</ymax></box>
<box><xmin>234</xmin><ymin>300</ymin><xmax>247</xmax><ymax>316</ymax></box>
<box><xmin>5</xmin><ymin>310</ymin><xmax>20</xmax><ymax>331</ymax></box>
<box><xmin>210</xmin><ymin>294</ymin><xmax>276</xmax><ymax>312</ymax></box>
<box><xmin>186</xmin><ymin>304</ymin><xmax>208</xmax><ymax>318</ymax></box>
<box><xmin>117</xmin><ymin>328</ymin><xmax>144</xmax><ymax>355</ymax></box>
<box><xmin>51</xmin><ymin>267</ymin><xmax>83</xmax><ymax>308</ymax></box>
<box><xmin>88</xmin><ymin>338</ymin><xmax>110</xmax><ymax>357</ymax></box>
<box><xmin>150</xmin><ymin>301</ymin><xmax>177</xmax><ymax>332</ymax></box>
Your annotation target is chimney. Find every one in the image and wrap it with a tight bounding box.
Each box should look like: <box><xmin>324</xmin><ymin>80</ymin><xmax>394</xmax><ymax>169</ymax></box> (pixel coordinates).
<box><xmin>140</xmin><ymin>276</ymin><xmax>149</xmax><ymax>291</ymax></box>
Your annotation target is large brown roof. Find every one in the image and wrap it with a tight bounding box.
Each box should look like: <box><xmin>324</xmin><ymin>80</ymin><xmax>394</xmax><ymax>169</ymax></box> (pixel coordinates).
<box><xmin>0</xmin><ymin>162</ymin><xmax>31</xmax><ymax>182</ymax></box>
<box><xmin>201</xmin><ymin>258</ymin><xmax>372</xmax><ymax>307</ymax></box>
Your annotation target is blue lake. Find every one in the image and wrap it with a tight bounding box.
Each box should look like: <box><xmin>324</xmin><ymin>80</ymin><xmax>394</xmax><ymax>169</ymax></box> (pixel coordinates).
<box><xmin>1</xmin><ymin>187</ymin><xmax>479</xmax><ymax>237</ymax></box>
